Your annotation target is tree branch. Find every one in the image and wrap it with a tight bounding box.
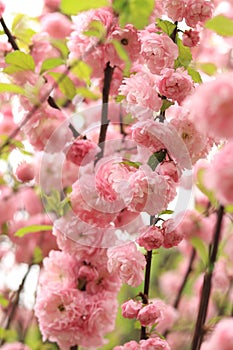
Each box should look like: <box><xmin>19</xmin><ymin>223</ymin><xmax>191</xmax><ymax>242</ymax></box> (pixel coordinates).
<box><xmin>95</xmin><ymin>62</ymin><xmax>114</xmax><ymax>162</ymax></box>
<box><xmin>173</xmin><ymin>248</ymin><xmax>196</xmax><ymax>309</ymax></box>
<box><xmin>0</xmin><ymin>17</ymin><xmax>19</xmax><ymax>50</ymax></box>
<box><xmin>0</xmin><ymin>265</ymin><xmax>32</xmax><ymax>346</ymax></box>
<box><xmin>191</xmin><ymin>205</ymin><xmax>224</xmax><ymax>350</ymax></box>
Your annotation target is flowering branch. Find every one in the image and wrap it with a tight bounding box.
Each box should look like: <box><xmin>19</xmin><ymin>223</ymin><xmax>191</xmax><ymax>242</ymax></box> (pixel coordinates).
<box><xmin>191</xmin><ymin>205</ymin><xmax>225</xmax><ymax>350</ymax></box>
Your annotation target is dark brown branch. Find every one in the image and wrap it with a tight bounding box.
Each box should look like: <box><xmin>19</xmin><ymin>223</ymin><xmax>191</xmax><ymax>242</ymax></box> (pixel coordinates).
<box><xmin>0</xmin><ymin>17</ymin><xmax>19</xmax><ymax>50</ymax></box>
<box><xmin>170</xmin><ymin>21</ymin><xmax>178</xmax><ymax>43</ymax></box>
<box><xmin>95</xmin><ymin>62</ymin><xmax>114</xmax><ymax>162</ymax></box>
<box><xmin>191</xmin><ymin>205</ymin><xmax>224</xmax><ymax>350</ymax></box>
<box><xmin>174</xmin><ymin>248</ymin><xmax>196</xmax><ymax>309</ymax></box>
<box><xmin>70</xmin><ymin>346</ymin><xmax>78</xmax><ymax>350</ymax></box>
<box><xmin>0</xmin><ymin>265</ymin><xmax>32</xmax><ymax>346</ymax></box>
<box><xmin>140</xmin><ymin>249</ymin><xmax>152</xmax><ymax>340</ymax></box>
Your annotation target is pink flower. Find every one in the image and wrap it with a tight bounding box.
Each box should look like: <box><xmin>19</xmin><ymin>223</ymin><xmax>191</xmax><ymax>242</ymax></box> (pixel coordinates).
<box><xmin>128</xmin><ymin>166</ymin><xmax>170</xmax><ymax>216</ymax></box>
<box><xmin>114</xmin><ymin>341</ymin><xmax>140</xmax><ymax>350</ymax></box>
<box><xmin>35</xmin><ymin>289</ymin><xmax>116</xmax><ymax>349</ymax></box>
<box><xmin>162</xmin><ymin>219</ymin><xmax>184</xmax><ymax>248</ymax></box>
<box><xmin>184</xmin><ymin>0</ymin><xmax>214</xmax><ymax>28</ymax></box>
<box><xmin>15</xmin><ymin>162</ymin><xmax>35</xmax><ymax>182</ymax></box>
<box><xmin>170</xmin><ymin>113</ymin><xmax>214</xmax><ymax>164</ymax></box>
<box><xmin>31</xmin><ymin>33</ymin><xmax>60</xmax><ymax>68</ymax></box>
<box><xmin>39</xmin><ymin>250</ymin><xmax>77</xmax><ymax>292</ymax></box>
<box><xmin>205</xmin><ymin>141</ymin><xmax>233</xmax><ymax>205</ymax></box>
<box><xmin>0</xmin><ymin>1</ymin><xmax>5</xmax><ymax>18</ymax></box>
<box><xmin>139</xmin><ymin>31</ymin><xmax>178</xmax><ymax>74</ymax></box>
<box><xmin>157</xmin><ymin>68</ymin><xmax>194</xmax><ymax>105</ymax></box>
<box><xmin>0</xmin><ymin>186</ymin><xmax>17</xmax><ymax>226</ymax></box>
<box><xmin>164</xmin><ymin>0</ymin><xmax>186</xmax><ymax>21</ymax></box>
<box><xmin>41</xmin><ymin>13</ymin><xmax>72</xmax><ymax>39</ymax></box>
<box><xmin>68</xmin><ymin>8</ymin><xmax>114</xmax><ymax>78</ymax></box>
<box><xmin>182</xmin><ymin>30</ymin><xmax>200</xmax><ymax>47</ymax></box>
<box><xmin>157</xmin><ymin>160</ymin><xmax>180</xmax><ymax>182</ymax></box>
<box><xmin>188</xmin><ymin>73</ymin><xmax>233</xmax><ymax>139</ymax></box>
<box><xmin>139</xmin><ymin>337</ymin><xmax>171</xmax><ymax>350</ymax></box>
<box><xmin>119</xmin><ymin>72</ymin><xmax>162</xmax><ymax>120</ymax></box>
<box><xmin>107</xmin><ymin>242</ymin><xmax>146</xmax><ymax>287</ymax></box>
<box><xmin>95</xmin><ymin>157</ymin><xmax>133</xmax><ymax>202</ymax></box>
<box><xmin>137</xmin><ymin>302</ymin><xmax>161</xmax><ymax>327</ymax></box>
<box><xmin>44</xmin><ymin>0</ymin><xmax>60</xmax><ymax>10</ymax></box>
<box><xmin>0</xmin><ymin>343</ymin><xmax>30</xmax><ymax>350</ymax></box>
<box><xmin>66</xmin><ymin>138</ymin><xmax>100</xmax><ymax>166</ymax></box>
<box><xmin>200</xmin><ymin>318</ymin><xmax>233</xmax><ymax>350</ymax></box>
<box><xmin>137</xmin><ymin>226</ymin><xmax>164</xmax><ymax>251</ymax></box>
<box><xmin>121</xmin><ymin>299</ymin><xmax>142</xmax><ymax>319</ymax></box>
<box><xmin>70</xmin><ymin>175</ymin><xmax>118</xmax><ymax>228</ymax></box>
<box><xmin>131</xmin><ymin>120</ymin><xmax>166</xmax><ymax>152</ymax></box>
<box><xmin>105</xmin><ymin>24</ymin><xmax>141</xmax><ymax>67</ymax></box>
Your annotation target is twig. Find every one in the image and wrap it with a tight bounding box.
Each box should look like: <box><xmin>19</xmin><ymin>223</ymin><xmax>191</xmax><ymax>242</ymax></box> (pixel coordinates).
<box><xmin>173</xmin><ymin>248</ymin><xmax>196</xmax><ymax>309</ymax></box>
<box><xmin>191</xmin><ymin>205</ymin><xmax>224</xmax><ymax>350</ymax></box>
<box><xmin>0</xmin><ymin>17</ymin><xmax>19</xmax><ymax>50</ymax></box>
<box><xmin>95</xmin><ymin>62</ymin><xmax>114</xmax><ymax>162</ymax></box>
<box><xmin>0</xmin><ymin>265</ymin><xmax>32</xmax><ymax>346</ymax></box>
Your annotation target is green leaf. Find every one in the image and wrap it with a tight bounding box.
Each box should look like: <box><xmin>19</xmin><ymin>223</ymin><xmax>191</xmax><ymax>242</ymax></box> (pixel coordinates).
<box><xmin>50</xmin><ymin>38</ymin><xmax>69</xmax><ymax>59</ymax></box>
<box><xmin>174</xmin><ymin>38</ymin><xmax>192</xmax><ymax>69</ymax></box>
<box><xmin>5</xmin><ymin>51</ymin><xmax>35</xmax><ymax>72</ymax></box>
<box><xmin>120</xmin><ymin>160</ymin><xmax>142</xmax><ymax>169</ymax></box>
<box><xmin>156</xmin><ymin>19</ymin><xmax>176</xmax><ymax>36</ymax></box>
<box><xmin>33</xmin><ymin>246</ymin><xmax>43</xmax><ymax>264</ymax></box>
<box><xmin>190</xmin><ymin>237</ymin><xmax>208</xmax><ymax>266</ymax></box>
<box><xmin>113</xmin><ymin>0</ymin><xmax>154</xmax><ymax>29</ymax></box>
<box><xmin>0</xmin><ymin>295</ymin><xmax>9</xmax><ymax>308</ymax></box>
<box><xmin>0</xmin><ymin>83</ymin><xmax>25</xmax><ymax>95</ymax></box>
<box><xmin>14</xmin><ymin>225</ymin><xmax>53</xmax><ymax>238</ymax></box>
<box><xmin>76</xmin><ymin>86</ymin><xmax>99</xmax><ymax>99</ymax></box>
<box><xmin>48</xmin><ymin>72</ymin><xmax>76</xmax><ymax>100</ymax></box>
<box><xmin>11</xmin><ymin>14</ymin><xmax>37</xmax><ymax>47</ymax></box>
<box><xmin>147</xmin><ymin>150</ymin><xmax>166</xmax><ymax>171</ymax></box>
<box><xmin>40</xmin><ymin>58</ymin><xmax>64</xmax><ymax>74</ymax></box>
<box><xmin>205</xmin><ymin>15</ymin><xmax>233</xmax><ymax>37</ymax></box>
<box><xmin>84</xmin><ymin>20</ymin><xmax>106</xmax><ymax>40</ymax></box>
<box><xmin>197</xmin><ymin>62</ymin><xmax>217</xmax><ymax>76</ymax></box>
<box><xmin>159</xmin><ymin>209</ymin><xmax>174</xmax><ymax>216</ymax></box>
<box><xmin>111</xmin><ymin>39</ymin><xmax>131</xmax><ymax>75</ymax></box>
<box><xmin>61</xmin><ymin>0</ymin><xmax>109</xmax><ymax>15</ymax></box>
<box><xmin>160</xmin><ymin>99</ymin><xmax>174</xmax><ymax>112</ymax></box>
<box><xmin>71</xmin><ymin>60</ymin><xmax>92</xmax><ymax>84</ymax></box>
<box><xmin>187</xmin><ymin>67</ymin><xmax>202</xmax><ymax>83</ymax></box>
<box><xmin>115</xmin><ymin>94</ymin><xmax>126</xmax><ymax>102</ymax></box>
<box><xmin>196</xmin><ymin>168</ymin><xmax>218</xmax><ymax>206</ymax></box>
<box><xmin>0</xmin><ymin>328</ymin><xmax>17</xmax><ymax>342</ymax></box>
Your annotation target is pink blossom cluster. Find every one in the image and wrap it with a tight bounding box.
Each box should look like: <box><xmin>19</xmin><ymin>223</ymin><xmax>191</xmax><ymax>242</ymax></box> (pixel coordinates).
<box><xmin>114</xmin><ymin>337</ymin><xmax>171</xmax><ymax>350</ymax></box>
<box><xmin>35</xmin><ymin>248</ymin><xmax>121</xmax><ymax>349</ymax></box>
<box><xmin>164</xmin><ymin>0</ymin><xmax>213</xmax><ymax>28</ymax></box>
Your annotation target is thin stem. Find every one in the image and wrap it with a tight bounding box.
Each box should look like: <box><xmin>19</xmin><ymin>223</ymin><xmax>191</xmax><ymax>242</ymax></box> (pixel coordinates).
<box><xmin>173</xmin><ymin>248</ymin><xmax>196</xmax><ymax>309</ymax></box>
<box><xmin>96</xmin><ymin>62</ymin><xmax>114</xmax><ymax>162</ymax></box>
<box><xmin>140</xmin><ymin>216</ymin><xmax>156</xmax><ymax>340</ymax></box>
<box><xmin>0</xmin><ymin>265</ymin><xmax>32</xmax><ymax>346</ymax></box>
<box><xmin>191</xmin><ymin>205</ymin><xmax>224</xmax><ymax>350</ymax></box>
<box><xmin>0</xmin><ymin>17</ymin><xmax>19</xmax><ymax>50</ymax></box>
<box><xmin>140</xmin><ymin>249</ymin><xmax>152</xmax><ymax>340</ymax></box>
